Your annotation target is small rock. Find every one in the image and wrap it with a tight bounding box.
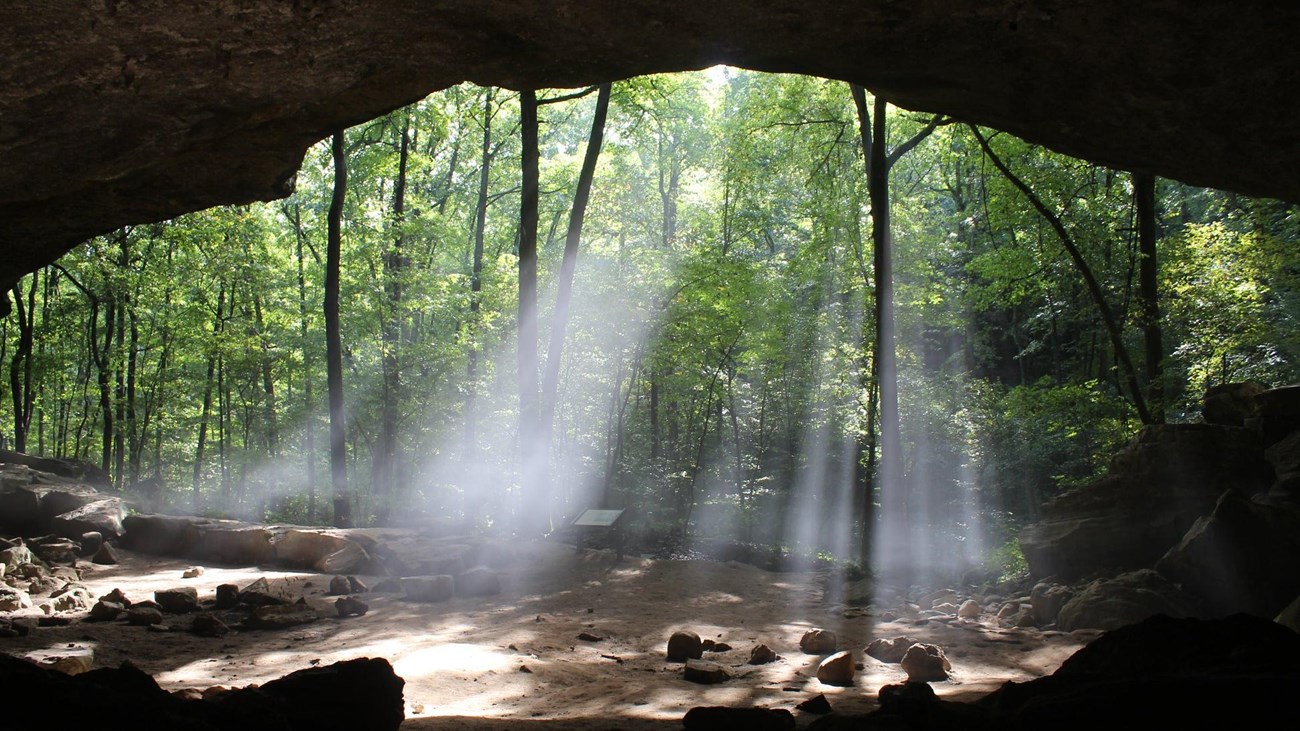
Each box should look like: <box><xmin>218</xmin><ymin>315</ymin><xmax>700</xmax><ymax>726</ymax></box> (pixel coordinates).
<box><xmin>816</xmin><ymin>651</ymin><xmax>855</xmax><ymax>686</ymax></box>
<box><xmin>683</xmin><ymin>658</ymin><xmax>729</xmax><ymax>684</ymax></box>
<box><xmin>900</xmin><ymin>643</ymin><xmax>952</xmax><ymax>683</ymax></box>
<box><xmin>214</xmin><ymin>583</ymin><xmax>239</xmax><ymax>609</ymax></box>
<box><xmin>191</xmin><ymin>613</ymin><xmax>230</xmax><ymax>637</ymax></box>
<box><xmin>371</xmin><ymin>578</ymin><xmax>401</xmax><ymax>593</ymax></box>
<box><xmin>957</xmin><ymin>599</ymin><xmax>982</xmax><ymax>619</ymax></box>
<box><xmin>77</xmin><ymin>532</ymin><xmax>103</xmax><ymax>557</ymax></box>
<box><xmin>931</xmin><ymin>602</ymin><xmax>960</xmax><ymax>615</ymax></box>
<box><xmin>748</xmin><ymin>644</ymin><xmax>779</xmax><ymax>665</ymax></box>
<box><xmin>519</xmin><ymin>665</ymin><xmax>532</xmax><ymax>673</ymax></box>
<box><xmin>155</xmin><ymin>587</ymin><xmax>200</xmax><ymax>614</ymax></box>
<box><xmin>33</xmin><ymin>541</ymin><xmax>78</xmax><ymax>565</ymax></box>
<box><xmin>667</xmin><ymin>630</ymin><xmax>704</xmax><ymax>662</ymax></box>
<box><xmin>38</xmin><ymin>615</ymin><xmax>72</xmax><ymax>627</ymax></box>
<box><xmin>87</xmin><ymin>599</ymin><xmax>126</xmax><ymax>622</ymax></box>
<box><xmin>878</xmin><ymin>680</ymin><xmax>937</xmax><ymax>711</ymax></box>
<box><xmin>921</xmin><ymin>588</ymin><xmax>959</xmax><ymax>609</ymax></box>
<box><xmin>0</xmin><ymin>585</ymin><xmax>34</xmax><ymax>611</ymax></box>
<box><xmin>147</xmin><ymin>623</ymin><xmax>171</xmax><ymax>633</ymax></box>
<box><xmin>127</xmin><ymin>606</ymin><xmax>164</xmax><ymax>626</ymax></box>
<box><xmin>401</xmin><ymin>575</ymin><xmax>454</xmax><ymax>603</ymax></box>
<box><xmin>182</xmin><ymin>567</ymin><xmax>204</xmax><ymax>579</ymax></box>
<box><xmin>708</xmin><ymin>642</ymin><xmax>733</xmax><ymax>652</ymax></box>
<box><xmin>997</xmin><ymin>602</ymin><xmax>1020</xmax><ymax>621</ymax></box>
<box><xmin>796</xmin><ymin>694</ymin><xmax>833</xmax><ymax>714</ymax></box>
<box><xmin>454</xmin><ymin>566</ymin><xmax>501</xmax><ymax>597</ymax></box>
<box><xmin>576</xmin><ymin>631</ymin><xmax>603</xmax><ymax>642</ymax></box>
<box><xmin>100</xmin><ymin>588</ymin><xmax>131</xmax><ymax>607</ymax></box>
<box><xmin>1014</xmin><ymin>607</ymin><xmax>1037</xmax><ymax>628</ymax></box>
<box><xmin>243</xmin><ymin>603</ymin><xmax>319</xmax><ymax>630</ymax></box>
<box><xmin>799</xmin><ymin>628</ymin><xmax>838</xmax><ymax>655</ymax></box>
<box><xmin>25</xmin><ymin>647</ymin><xmax>93</xmax><ymax>675</ymax></box>
<box><xmin>91</xmin><ymin>542</ymin><xmax>118</xmax><ymax>565</ymax></box>
<box><xmin>335</xmin><ymin>596</ymin><xmax>368</xmax><ymax>618</ymax></box>
<box><xmin>236</xmin><ymin>577</ymin><xmax>285</xmax><ymax>607</ymax></box>
<box><xmin>329</xmin><ymin>575</ymin><xmax>351</xmax><ymax>596</ymax></box>
<box><xmin>50</xmin><ymin>586</ymin><xmax>93</xmax><ymax>612</ymax></box>
<box><xmin>682</xmin><ymin>707</ymin><xmax>795</xmax><ymax>730</ymax></box>
<box><xmin>346</xmin><ymin>576</ymin><xmax>368</xmax><ymax>594</ymax></box>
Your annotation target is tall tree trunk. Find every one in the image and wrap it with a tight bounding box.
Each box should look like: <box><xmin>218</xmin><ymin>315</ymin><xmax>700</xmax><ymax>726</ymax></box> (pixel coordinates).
<box><xmin>1135</xmin><ymin>171</ymin><xmax>1164</xmax><ymax>422</ymax></box>
<box><xmin>375</xmin><ymin>114</ymin><xmax>409</xmax><ymax>523</ymax></box>
<box><xmin>541</xmin><ymin>83</ymin><xmax>612</xmax><ymax>447</ymax></box>
<box><xmin>291</xmin><ymin>201</ymin><xmax>317</xmax><ymax>522</ymax></box>
<box><xmin>192</xmin><ymin>283</ymin><xmax>225</xmax><ymax>510</ymax></box>
<box><xmin>126</xmin><ymin>307</ymin><xmax>140</xmax><ymax>482</ymax></box>
<box><xmin>326</xmin><ymin>130</ymin><xmax>352</xmax><ymax>528</ymax></box>
<box><xmin>464</xmin><ymin>88</ymin><xmax>493</xmax><ymax>519</ymax></box>
<box><xmin>518</xmin><ymin>90</ymin><xmax>543</xmax><ymax>531</ymax></box>
<box><xmin>97</xmin><ymin>294</ymin><xmax>114</xmax><ymax>475</ymax></box>
<box><xmin>113</xmin><ymin>288</ymin><xmax>127</xmax><ymax>489</ymax></box>
<box><xmin>9</xmin><ymin>272</ymin><xmax>36</xmax><ymax>452</ymax></box>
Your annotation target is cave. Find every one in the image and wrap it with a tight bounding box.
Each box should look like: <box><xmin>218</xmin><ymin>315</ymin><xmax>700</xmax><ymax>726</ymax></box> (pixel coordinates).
<box><xmin>2</xmin><ymin>2</ymin><xmax>1300</xmax><ymax>729</ymax></box>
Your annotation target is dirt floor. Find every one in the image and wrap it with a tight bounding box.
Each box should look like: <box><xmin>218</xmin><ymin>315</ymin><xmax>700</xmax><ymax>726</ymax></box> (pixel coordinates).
<box><xmin>2</xmin><ymin>540</ymin><xmax>1099</xmax><ymax>729</ymax></box>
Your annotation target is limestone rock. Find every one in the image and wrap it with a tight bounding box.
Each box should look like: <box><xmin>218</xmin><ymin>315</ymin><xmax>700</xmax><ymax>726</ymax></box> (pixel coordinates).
<box><xmin>1030</xmin><ymin>582</ymin><xmax>1075</xmax><ymax>626</ymax></box>
<box><xmin>155</xmin><ymin>587</ymin><xmax>200</xmax><ymax>614</ymax></box>
<box><xmin>315</xmin><ymin>542</ymin><xmax>371</xmax><ymax>574</ymax></box>
<box><xmin>243</xmin><ymin>602</ymin><xmax>319</xmax><ymax>630</ymax></box>
<box><xmin>0</xmin><ymin>585</ymin><xmax>33</xmax><ymax>611</ymax></box>
<box><xmin>187</xmin><ymin>524</ymin><xmax>274</xmax><ymax>566</ymax></box>
<box><xmin>957</xmin><ymin>599</ymin><xmax>981</xmax><ymax>619</ymax></box>
<box><xmin>921</xmin><ymin>588</ymin><xmax>959</xmax><ymax>609</ymax></box>
<box><xmin>91</xmin><ymin>542</ymin><xmax>118</xmax><ymax>565</ymax></box>
<box><xmin>87</xmin><ymin>599</ymin><xmax>126</xmax><ymax>622</ymax></box>
<box><xmin>127</xmin><ymin>606</ymin><xmax>164</xmax><ymax>626</ymax></box>
<box><xmin>336</xmin><ymin>596</ymin><xmax>369</xmax><ymax>618</ymax></box>
<box><xmin>191</xmin><ymin>613</ymin><xmax>230</xmax><ymax>637</ymax></box>
<box><xmin>1202</xmin><ymin>381</ymin><xmax>1265</xmax><ymax>426</ymax></box>
<box><xmin>748</xmin><ymin>644</ymin><xmax>779</xmax><ymax>665</ymax></box>
<box><xmin>182</xmin><ymin>566</ymin><xmax>204</xmax><ymax>579</ymax></box>
<box><xmin>816</xmin><ymin>651</ymin><xmax>855</xmax><ymax>686</ymax></box>
<box><xmin>77</xmin><ymin>532</ymin><xmax>102</xmax><ymax>557</ymax></box>
<box><xmin>50</xmin><ymin>585</ymin><xmax>93</xmax><ymax>612</ymax></box>
<box><xmin>454</xmin><ymin>566</ymin><xmax>500</xmax><ymax>597</ymax></box>
<box><xmin>25</xmin><ymin>647</ymin><xmax>93</xmax><ymax>675</ymax></box>
<box><xmin>214</xmin><ymin>583</ymin><xmax>239</xmax><ymax>609</ymax></box>
<box><xmin>683</xmin><ymin>659</ymin><xmax>729</xmax><ymax>684</ymax></box>
<box><xmin>865</xmin><ymin>636</ymin><xmax>919</xmax><ymax>664</ymax></box>
<box><xmin>236</xmin><ymin>577</ymin><xmax>285</xmax><ymax>607</ymax></box>
<box><xmin>32</xmin><ymin>540</ymin><xmax>78</xmax><ymax>565</ymax></box>
<box><xmin>799</xmin><ymin>628</ymin><xmax>838</xmax><ymax>654</ymax></box>
<box><xmin>347</xmin><ymin>576</ymin><xmax>369</xmax><ymax>594</ymax></box>
<box><xmin>1055</xmin><ymin>569</ymin><xmax>1197</xmax><ymax>632</ymax></box>
<box><xmin>682</xmin><ymin>706</ymin><xmax>794</xmax><ymax>730</ymax></box>
<box><xmin>667</xmin><ymin>630</ymin><xmax>704</xmax><ymax>662</ymax></box>
<box><xmin>329</xmin><ymin>575</ymin><xmax>351</xmax><ymax>596</ymax></box>
<box><xmin>1155</xmin><ymin>490</ymin><xmax>1300</xmax><ymax>618</ymax></box>
<box><xmin>401</xmin><ymin>575</ymin><xmax>453</xmax><ymax>603</ymax></box>
<box><xmin>51</xmin><ymin>498</ymin><xmax>124</xmax><ymax>541</ymax></box>
<box><xmin>900</xmin><ymin>643</ymin><xmax>951</xmax><ymax>683</ymax></box>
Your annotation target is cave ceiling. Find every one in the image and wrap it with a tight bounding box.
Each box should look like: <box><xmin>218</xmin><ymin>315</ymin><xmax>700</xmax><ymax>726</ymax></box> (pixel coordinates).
<box><xmin>1</xmin><ymin>1</ymin><xmax>1296</xmax><ymax>300</ymax></box>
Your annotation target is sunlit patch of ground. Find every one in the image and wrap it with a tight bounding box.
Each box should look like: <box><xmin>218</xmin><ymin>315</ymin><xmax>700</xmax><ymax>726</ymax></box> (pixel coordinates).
<box><xmin>1</xmin><ymin>540</ymin><xmax>1095</xmax><ymax>729</ymax></box>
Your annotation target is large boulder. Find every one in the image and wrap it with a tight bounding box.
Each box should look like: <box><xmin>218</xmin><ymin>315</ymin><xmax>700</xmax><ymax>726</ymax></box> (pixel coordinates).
<box><xmin>1202</xmin><ymin>381</ymin><xmax>1265</xmax><ymax>426</ymax></box>
<box><xmin>186</xmin><ymin>523</ymin><xmax>274</xmax><ymax>566</ymax></box>
<box><xmin>121</xmin><ymin>514</ymin><xmax>200</xmax><ymax>555</ymax></box>
<box><xmin>1155</xmin><ymin>491</ymin><xmax>1300</xmax><ymax>618</ymax></box>
<box><xmin>1056</xmin><ymin>569</ymin><xmax>1199</xmax><ymax>632</ymax></box>
<box><xmin>273</xmin><ymin>529</ymin><xmax>371</xmax><ymax>573</ymax></box>
<box><xmin>51</xmin><ymin>498</ymin><xmax>125</xmax><ymax>540</ymax></box>
<box><xmin>1020</xmin><ymin>423</ymin><xmax>1272</xmax><ymax>579</ymax></box>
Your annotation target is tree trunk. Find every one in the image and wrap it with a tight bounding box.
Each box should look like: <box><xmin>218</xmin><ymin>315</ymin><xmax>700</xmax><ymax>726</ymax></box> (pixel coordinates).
<box><xmin>325</xmin><ymin>130</ymin><xmax>352</xmax><ymax>528</ymax></box>
<box><xmin>541</xmin><ymin>83</ymin><xmax>612</xmax><ymax>448</ymax></box>
<box><xmin>9</xmin><ymin>273</ymin><xmax>36</xmax><ymax>452</ymax></box>
<box><xmin>1135</xmin><ymin>171</ymin><xmax>1164</xmax><ymax>422</ymax></box>
<box><xmin>464</xmin><ymin>87</ymin><xmax>493</xmax><ymax>519</ymax></box>
<box><xmin>192</xmin><ymin>283</ymin><xmax>225</xmax><ymax>510</ymax></box>
<box><xmin>375</xmin><ymin>113</ymin><xmax>409</xmax><ymax>523</ymax></box>
<box><xmin>518</xmin><ymin>90</ymin><xmax>543</xmax><ymax>531</ymax></box>
<box><xmin>290</xmin><ymin>200</ymin><xmax>317</xmax><ymax>522</ymax></box>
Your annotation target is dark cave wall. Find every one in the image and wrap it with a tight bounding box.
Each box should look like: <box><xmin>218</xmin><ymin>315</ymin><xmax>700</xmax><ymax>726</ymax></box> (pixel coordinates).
<box><xmin>1</xmin><ymin>1</ymin><xmax>1296</xmax><ymax>297</ymax></box>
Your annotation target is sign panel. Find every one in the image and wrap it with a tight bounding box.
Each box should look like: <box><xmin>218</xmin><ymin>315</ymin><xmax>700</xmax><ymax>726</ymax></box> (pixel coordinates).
<box><xmin>573</xmin><ymin>508</ymin><xmax>624</xmax><ymax>527</ymax></box>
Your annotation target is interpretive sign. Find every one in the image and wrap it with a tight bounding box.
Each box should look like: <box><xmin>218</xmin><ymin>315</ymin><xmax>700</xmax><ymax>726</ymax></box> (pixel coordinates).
<box><xmin>573</xmin><ymin>508</ymin><xmax>624</xmax><ymax>527</ymax></box>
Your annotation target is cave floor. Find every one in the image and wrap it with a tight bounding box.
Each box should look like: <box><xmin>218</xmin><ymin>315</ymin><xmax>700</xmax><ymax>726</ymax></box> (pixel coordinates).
<box><xmin>2</xmin><ymin>541</ymin><xmax>1096</xmax><ymax>729</ymax></box>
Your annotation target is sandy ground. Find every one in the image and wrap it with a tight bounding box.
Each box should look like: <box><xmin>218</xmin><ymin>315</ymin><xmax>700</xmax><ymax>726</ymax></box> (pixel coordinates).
<box><xmin>2</xmin><ymin>541</ymin><xmax>1098</xmax><ymax>729</ymax></box>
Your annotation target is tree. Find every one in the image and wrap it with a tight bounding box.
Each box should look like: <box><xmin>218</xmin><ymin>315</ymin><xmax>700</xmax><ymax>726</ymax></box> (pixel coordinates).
<box><xmin>325</xmin><ymin>130</ymin><xmax>352</xmax><ymax>528</ymax></box>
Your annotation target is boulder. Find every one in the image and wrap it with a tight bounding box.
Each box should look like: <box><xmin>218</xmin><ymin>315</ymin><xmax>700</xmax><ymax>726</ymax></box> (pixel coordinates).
<box><xmin>1056</xmin><ymin>569</ymin><xmax>1198</xmax><ymax>631</ymax></box>
<box><xmin>799</xmin><ymin>628</ymin><xmax>838</xmax><ymax>654</ymax></box>
<box><xmin>335</xmin><ymin>596</ymin><xmax>369</xmax><ymax>618</ymax></box>
<box><xmin>0</xmin><ymin>480</ymin><xmax>42</xmax><ymax>532</ymax></box>
<box><xmin>865</xmin><ymin>636</ymin><xmax>920</xmax><ymax>664</ymax></box>
<box><xmin>454</xmin><ymin>566</ymin><xmax>500</xmax><ymax>597</ymax></box>
<box><xmin>51</xmin><ymin>498</ymin><xmax>124</xmax><ymax>541</ymax></box>
<box><xmin>154</xmin><ymin>587</ymin><xmax>200</xmax><ymax>614</ymax></box>
<box><xmin>401</xmin><ymin>575</ymin><xmax>453</xmax><ymax>603</ymax></box>
<box><xmin>748</xmin><ymin>644</ymin><xmax>779</xmax><ymax>665</ymax></box>
<box><xmin>314</xmin><ymin>542</ymin><xmax>370</xmax><ymax>574</ymax></box>
<box><xmin>0</xmin><ymin>450</ymin><xmax>110</xmax><ymax>487</ymax></box>
<box><xmin>1202</xmin><ymin>381</ymin><xmax>1265</xmax><ymax>426</ymax></box>
<box><xmin>77</xmin><ymin>532</ymin><xmax>103</xmax><ymax>557</ymax></box>
<box><xmin>1251</xmin><ymin>384</ymin><xmax>1300</xmax><ymax>446</ymax></box>
<box><xmin>1030</xmin><ymin>582</ymin><xmax>1075</xmax><ymax>626</ymax></box>
<box><xmin>328</xmin><ymin>575</ymin><xmax>351</xmax><ymax>596</ymax></box>
<box><xmin>683</xmin><ymin>659</ymin><xmax>729</xmax><ymax>684</ymax></box>
<box><xmin>347</xmin><ymin>576</ymin><xmax>369</xmax><ymax>594</ymax></box>
<box><xmin>1020</xmin><ymin>424</ymin><xmax>1273</xmax><ymax>579</ymax></box>
<box><xmin>24</xmin><ymin>647</ymin><xmax>94</xmax><ymax>675</ymax></box>
<box><xmin>236</xmin><ymin>577</ymin><xmax>286</xmax><ymax>607</ymax></box>
<box><xmin>1</xmin><ymin>543</ymin><xmax>35</xmax><ymax>570</ymax></box>
<box><xmin>191</xmin><ymin>613</ymin><xmax>230</xmax><ymax>637</ymax></box>
<box><xmin>0</xmin><ymin>585</ymin><xmax>33</xmax><ymax>611</ymax></box>
<box><xmin>667</xmin><ymin>630</ymin><xmax>704</xmax><ymax>662</ymax></box>
<box><xmin>921</xmin><ymin>588</ymin><xmax>959</xmax><ymax>609</ymax></box>
<box><xmin>274</xmin><ymin>529</ymin><xmax>354</xmax><ymax>570</ymax></box>
<box><xmin>957</xmin><ymin>599</ymin><xmax>981</xmax><ymax>619</ymax></box>
<box><xmin>92</xmin><ymin>542</ymin><xmax>118</xmax><ymax>565</ymax></box>
<box><xmin>243</xmin><ymin>602</ymin><xmax>319</xmax><ymax>630</ymax></box>
<box><xmin>683</xmin><ymin>706</ymin><xmax>794</xmax><ymax>731</ymax></box>
<box><xmin>50</xmin><ymin>585</ymin><xmax>93</xmax><ymax>612</ymax></box>
<box><xmin>900</xmin><ymin>643</ymin><xmax>951</xmax><ymax>683</ymax></box>
<box><xmin>1155</xmin><ymin>491</ymin><xmax>1300</xmax><ymax>618</ymax></box>
<box><xmin>126</xmin><ymin>606</ymin><xmax>164</xmax><ymax>626</ymax></box>
<box><xmin>120</xmin><ymin>514</ymin><xmax>196</xmax><ymax>555</ymax></box>
<box><xmin>214</xmin><ymin>583</ymin><xmax>239</xmax><ymax>609</ymax></box>
<box><xmin>816</xmin><ymin>651</ymin><xmax>855</xmax><ymax>686</ymax></box>
<box><xmin>87</xmin><ymin>599</ymin><xmax>125</xmax><ymax>622</ymax></box>
<box><xmin>31</xmin><ymin>540</ymin><xmax>78</xmax><ymax>565</ymax></box>
<box><xmin>187</xmin><ymin>524</ymin><xmax>274</xmax><ymax>566</ymax></box>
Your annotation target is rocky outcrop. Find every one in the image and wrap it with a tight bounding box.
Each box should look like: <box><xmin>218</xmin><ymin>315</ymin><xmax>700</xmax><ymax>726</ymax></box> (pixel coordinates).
<box><xmin>1055</xmin><ymin>569</ymin><xmax>1198</xmax><ymax>632</ymax></box>
<box><xmin>1019</xmin><ymin>423</ymin><xmax>1272</xmax><ymax>579</ymax></box>
<box><xmin>0</xmin><ymin>2</ymin><xmax>1298</xmax><ymax>301</ymax></box>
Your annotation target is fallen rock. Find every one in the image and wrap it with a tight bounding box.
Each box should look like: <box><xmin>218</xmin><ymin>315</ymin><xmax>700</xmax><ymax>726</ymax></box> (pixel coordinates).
<box><xmin>51</xmin><ymin>498</ymin><xmax>124</xmax><ymax>541</ymax></box>
<box><xmin>0</xmin><ymin>585</ymin><xmax>33</xmax><ymax>611</ymax></box>
<box><xmin>126</xmin><ymin>606</ymin><xmax>164</xmax><ymax>626</ymax></box>
<box><xmin>335</xmin><ymin>596</ymin><xmax>368</xmax><ymax>618</ymax></box>
<box><xmin>24</xmin><ymin>647</ymin><xmax>93</xmax><ymax>675</ymax></box>
<box><xmin>1203</xmin><ymin>381</ymin><xmax>1265</xmax><ymax>426</ymax></box>
<box><xmin>683</xmin><ymin>658</ymin><xmax>729</xmax><ymax>684</ymax></box>
<box><xmin>346</xmin><ymin>575</ymin><xmax>369</xmax><ymax>594</ymax></box>
<box><xmin>214</xmin><ymin>583</ymin><xmax>239</xmax><ymax>609</ymax></box>
<box><xmin>188</xmin><ymin>523</ymin><xmax>275</xmax><ymax>565</ymax></box>
<box><xmin>1030</xmin><ymin>582</ymin><xmax>1075</xmax><ymax>625</ymax></box>
<box><xmin>900</xmin><ymin>643</ymin><xmax>951</xmax><ymax>683</ymax></box>
<box><xmin>182</xmin><ymin>566</ymin><xmax>204</xmax><ymax>579</ymax></box>
<box><xmin>454</xmin><ymin>566</ymin><xmax>500</xmax><ymax>597</ymax></box>
<box><xmin>865</xmin><ymin>636</ymin><xmax>920</xmax><ymax>664</ymax></box>
<box><xmin>32</xmin><ymin>539</ymin><xmax>78</xmax><ymax>565</ymax></box>
<box><xmin>50</xmin><ymin>585</ymin><xmax>93</xmax><ymax>612</ymax></box>
<box><xmin>315</xmin><ymin>542</ymin><xmax>371</xmax><ymax>574</ymax></box>
<box><xmin>191</xmin><ymin>613</ymin><xmax>230</xmax><ymax>637</ymax></box>
<box><xmin>401</xmin><ymin>575</ymin><xmax>453</xmax><ymax>603</ymax></box>
<box><xmin>243</xmin><ymin>602</ymin><xmax>319</xmax><ymax>630</ymax></box>
<box><xmin>748</xmin><ymin>644</ymin><xmax>779</xmax><ymax>665</ymax></box>
<box><xmin>682</xmin><ymin>706</ymin><xmax>795</xmax><ymax>730</ymax></box>
<box><xmin>329</xmin><ymin>575</ymin><xmax>351</xmax><ymax>596</ymax></box>
<box><xmin>666</xmin><ymin>630</ymin><xmax>704</xmax><ymax>662</ymax></box>
<box><xmin>154</xmin><ymin>587</ymin><xmax>200</xmax><ymax>614</ymax></box>
<box><xmin>76</xmin><ymin>532</ymin><xmax>102</xmax><ymax>557</ymax></box>
<box><xmin>1056</xmin><ymin>569</ymin><xmax>1198</xmax><ymax>631</ymax></box>
<box><xmin>921</xmin><ymin>588</ymin><xmax>959</xmax><ymax>609</ymax></box>
<box><xmin>796</xmin><ymin>694</ymin><xmax>833</xmax><ymax>714</ymax></box>
<box><xmin>1</xmin><ymin>543</ymin><xmax>36</xmax><ymax>570</ymax></box>
<box><xmin>91</xmin><ymin>542</ymin><xmax>118</xmax><ymax>565</ymax></box>
<box><xmin>799</xmin><ymin>628</ymin><xmax>838</xmax><ymax>654</ymax></box>
<box><xmin>957</xmin><ymin>599</ymin><xmax>982</xmax><ymax>619</ymax></box>
<box><xmin>100</xmin><ymin>588</ymin><xmax>131</xmax><ymax>607</ymax></box>
<box><xmin>274</xmin><ymin>529</ymin><xmax>355</xmax><ymax>570</ymax></box>
<box><xmin>87</xmin><ymin>599</ymin><xmax>126</xmax><ymax>622</ymax></box>
<box><xmin>816</xmin><ymin>651</ymin><xmax>855</xmax><ymax>686</ymax></box>
<box><xmin>236</xmin><ymin>577</ymin><xmax>285</xmax><ymax>607</ymax></box>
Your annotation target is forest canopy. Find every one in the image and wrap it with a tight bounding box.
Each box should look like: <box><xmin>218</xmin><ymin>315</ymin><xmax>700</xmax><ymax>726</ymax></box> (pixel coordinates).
<box><xmin>4</xmin><ymin>70</ymin><xmax>1296</xmax><ymax>577</ymax></box>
